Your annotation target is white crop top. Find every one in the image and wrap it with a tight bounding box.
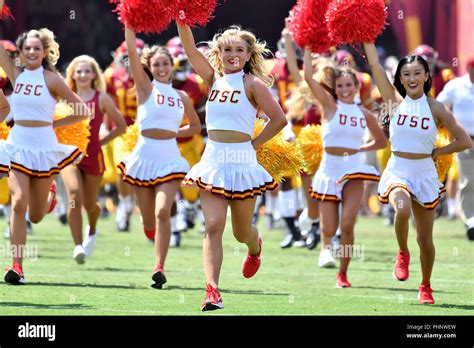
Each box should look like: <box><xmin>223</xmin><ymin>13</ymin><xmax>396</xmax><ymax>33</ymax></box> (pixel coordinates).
<box><xmin>11</xmin><ymin>66</ymin><xmax>56</xmax><ymax>122</ymax></box>
<box><xmin>390</xmin><ymin>94</ymin><xmax>437</xmax><ymax>154</ymax></box>
<box><xmin>137</xmin><ymin>80</ymin><xmax>184</xmax><ymax>133</ymax></box>
<box><xmin>322</xmin><ymin>101</ymin><xmax>367</xmax><ymax>150</ymax></box>
<box><xmin>206</xmin><ymin>71</ymin><xmax>257</xmax><ymax>137</ymax></box>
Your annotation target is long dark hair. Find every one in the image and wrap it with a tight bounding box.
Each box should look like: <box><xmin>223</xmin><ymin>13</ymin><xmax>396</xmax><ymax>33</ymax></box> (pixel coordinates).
<box><xmin>393</xmin><ymin>55</ymin><xmax>432</xmax><ymax>98</ymax></box>
<box><xmin>378</xmin><ymin>55</ymin><xmax>433</xmax><ymax>137</ymax></box>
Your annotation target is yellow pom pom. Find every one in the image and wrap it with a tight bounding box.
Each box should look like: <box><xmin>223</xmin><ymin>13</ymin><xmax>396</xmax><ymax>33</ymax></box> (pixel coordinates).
<box><xmin>253</xmin><ymin>118</ymin><xmax>306</xmax><ymax>182</ymax></box>
<box><xmin>0</xmin><ymin>121</ymin><xmax>10</xmax><ymax>140</ymax></box>
<box><xmin>53</xmin><ymin>101</ymin><xmax>91</xmax><ymax>154</ymax></box>
<box><xmin>121</xmin><ymin>123</ymin><xmax>139</xmax><ymax>155</ymax></box>
<box><xmin>434</xmin><ymin>127</ymin><xmax>454</xmax><ymax>182</ymax></box>
<box><xmin>295</xmin><ymin>124</ymin><xmax>323</xmax><ymax>175</ymax></box>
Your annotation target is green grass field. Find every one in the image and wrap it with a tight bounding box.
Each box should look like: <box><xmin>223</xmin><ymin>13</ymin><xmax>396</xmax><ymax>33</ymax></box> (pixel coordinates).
<box><xmin>0</xmin><ymin>212</ymin><xmax>472</xmax><ymax>315</ymax></box>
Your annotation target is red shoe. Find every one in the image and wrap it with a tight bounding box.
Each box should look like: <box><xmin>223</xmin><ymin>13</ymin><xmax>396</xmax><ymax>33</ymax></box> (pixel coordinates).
<box><xmin>151</xmin><ymin>264</ymin><xmax>166</xmax><ymax>289</ymax></box>
<box><xmin>336</xmin><ymin>272</ymin><xmax>351</xmax><ymax>288</ymax></box>
<box><xmin>144</xmin><ymin>228</ymin><xmax>155</xmax><ymax>242</ymax></box>
<box><xmin>418</xmin><ymin>284</ymin><xmax>435</xmax><ymax>304</ymax></box>
<box><xmin>242</xmin><ymin>237</ymin><xmax>262</xmax><ymax>279</ymax></box>
<box><xmin>393</xmin><ymin>250</ymin><xmax>410</xmax><ymax>281</ymax></box>
<box><xmin>201</xmin><ymin>283</ymin><xmax>224</xmax><ymax>311</ymax></box>
<box><xmin>4</xmin><ymin>264</ymin><xmax>25</xmax><ymax>285</ymax></box>
<box><xmin>47</xmin><ymin>181</ymin><xmax>57</xmax><ymax>214</ymax></box>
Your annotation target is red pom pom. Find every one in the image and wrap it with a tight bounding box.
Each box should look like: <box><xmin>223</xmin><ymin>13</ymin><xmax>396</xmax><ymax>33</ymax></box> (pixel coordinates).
<box><xmin>326</xmin><ymin>0</ymin><xmax>387</xmax><ymax>46</ymax></box>
<box><xmin>0</xmin><ymin>5</ymin><xmax>14</xmax><ymax>21</ymax></box>
<box><xmin>288</xmin><ymin>0</ymin><xmax>333</xmax><ymax>53</ymax></box>
<box><xmin>110</xmin><ymin>0</ymin><xmax>177</xmax><ymax>34</ymax></box>
<box><xmin>174</xmin><ymin>0</ymin><xmax>219</xmax><ymax>28</ymax></box>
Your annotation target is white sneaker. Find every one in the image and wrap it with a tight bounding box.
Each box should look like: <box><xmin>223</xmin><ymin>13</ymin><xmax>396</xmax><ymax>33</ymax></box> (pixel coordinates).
<box><xmin>318</xmin><ymin>248</ymin><xmax>336</xmax><ymax>268</ymax></box>
<box><xmin>73</xmin><ymin>244</ymin><xmax>86</xmax><ymax>264</ymax></box>
<box><xmin>293</xmin><ymin>239</ymin><xmax>306</xmax><ymax>248</ymax></box>
<box><xmin>83</xmin><ymin>225</ymin><xmax>97</xmax><ymax>257</ymax></box>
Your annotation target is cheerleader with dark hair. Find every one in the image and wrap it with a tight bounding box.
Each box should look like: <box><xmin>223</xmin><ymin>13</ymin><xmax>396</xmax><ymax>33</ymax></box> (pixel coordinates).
<box><xmin>363</xmin><ymin>42</ymin><xmax>472</xmax><ymax>304</ymax></box>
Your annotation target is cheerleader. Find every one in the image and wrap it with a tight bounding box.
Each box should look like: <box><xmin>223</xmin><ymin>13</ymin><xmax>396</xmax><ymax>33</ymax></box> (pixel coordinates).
<box><xmin>363</xmin><ymin>42</ymin><xmax>472</xmax><ymax>304</ymax></box>
<box><xmin>304</xmin><ymin>48</ymin><xmax>387</xmax><ymax>288</ymax></box>
<box><xmin>118</xmin><ymin>27</ymin><xmax>200</xmax><ymax>288</ymax></box>
<box><xmin>0</xmin><ymin>26</ymin><xmax>91</xmax><ymax>285</ymax></box>
<box><xmin>177</xmin><ymin>22</ymin><xmax>287</xmax><ymax>311</ymax></box>
<box><xmin>62</xmin><ymin>55</ymin><xmax>126</xmax><ymax>263</ymax></box>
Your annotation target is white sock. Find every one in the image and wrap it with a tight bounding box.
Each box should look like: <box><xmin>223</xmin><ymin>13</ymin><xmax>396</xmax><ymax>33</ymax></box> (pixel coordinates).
<box><xmin>447</xmin><ymin>198</ymin><xmax>456</xmax><ymax>216</ymax></box>
<box><xmin>278</xmin><ymin>189</ymin><xmax>297</xmax><ymax>218</ymax></box>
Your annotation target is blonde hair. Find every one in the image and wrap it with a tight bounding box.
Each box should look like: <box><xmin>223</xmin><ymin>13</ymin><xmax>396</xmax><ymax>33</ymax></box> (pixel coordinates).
<box><xmin>140</xmin><ymin>45</ymin><xmax>173</xmax><ymax>81</ymax></box>
<box><xmin>16</xmin><ymin>28</ymin><xmax>60</xmax><ymax>72</ymax></box>
<box><xmin>65</xmin><ymin>55</ymin><xmax>105</xmax><ymax>92</ymax></box>
<box><xmin>316</xmin><ymin>65</ymin><xmax>359</xmax><ymax>100</ymax></box>
<box><xmin>206</xmin><ymin>25</ymin><xmax>274</xmax><ymax>87</ymax></box>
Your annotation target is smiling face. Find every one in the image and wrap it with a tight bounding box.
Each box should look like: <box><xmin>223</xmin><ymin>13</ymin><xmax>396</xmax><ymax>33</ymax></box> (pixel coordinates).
<box><xmin>335</xmin><ymin>74</ymin><xmax>358</xmax><ymax>103</ymax></box>
<box><xmin>399</xmin><ymin>61</ymin><xmax>429</xmax><ymax>98</ymax></box>
<box><xmin>220</xmin><ymin>35</ymin><xmax>251</xmax><ymax>73</ymax></box>
<box><xmin>20</xmin><ymin>37</ymin><xmax>47</xmax><ymax>69</ymax></box>
<box><xmin>72</xmin><ymin>61</ymin><xmax>96</xmax><ymax>90</ymax></box>
<box><xmin>150</xmin><ymin>53</ymin><xmax>173</xmax><ymax>83</ymax></box>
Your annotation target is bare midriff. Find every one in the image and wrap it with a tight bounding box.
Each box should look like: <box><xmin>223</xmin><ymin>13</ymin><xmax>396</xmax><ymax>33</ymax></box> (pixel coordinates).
<box><xmin>208</xmin><ymin>129</ymin><xmax>251</xmax><ymax>143</ymax></box>
<box><xmin>325</xmin><ymin>147</ymin><xmax>359</xmax><ymax>156</ymax></box>
<box><xmin>16</xmin><ymin>120</ymin><xmax>52</xmax><ymax>127</ymax></box>
<box><xmin>141</xmin><ymin>128</ymin><xmax>178</xmax><ymax>140</ymax></box>
<box><xmin>393</xmin><ymin>151</ymin><xmax>431</xmax><ymax>159</ymax></box>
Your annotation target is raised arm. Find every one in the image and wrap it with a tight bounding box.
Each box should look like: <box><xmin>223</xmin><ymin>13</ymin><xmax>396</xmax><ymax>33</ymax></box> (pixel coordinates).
<box><xmin>176</xmin><ymin>23</ymin><xmax>215</xmax><ymax>87</ymax></box>
<box><xmin>98</xmin><ymin>91</ymin><xmax>126</xmax><ymax>146</ymax></box>
<box><xmin>363</xmin><ymin>42</ymin><xmax>400</xmax><ymax>105</ymax></box>
<box><xmin>176</xmin><ymin>90</ymin><xmax>201</xmax><ymax>138</ymax></box>
<box><xmin>303</xmin><ymin>48</ymin><xmax>334</xmax><ymax>112</ymax></box>
<box><xmin>249</xmin><ymin>78</ymin><xmax>287</xmax><ymax>149</ymax></box>
<box><xmin>124</xmin><ymin>27</ymin><xmax>152</xmax><ymax>103</ymax></box>
<box><xmin>282</xmin><ymin>20</ymin><xmax>301</xmax><ymax>84</ymax></box>
<box><xmin>0</xmin><ymin>2</ymin><xmax>19</xmax><ymax>84</ymax></box>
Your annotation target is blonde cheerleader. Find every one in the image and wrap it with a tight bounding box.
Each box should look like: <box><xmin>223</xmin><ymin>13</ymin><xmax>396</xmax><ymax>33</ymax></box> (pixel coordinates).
<box><xmin>62</xmin><ymin>55</ymin><xmax>126</xmax><ymax>264</ymax></box>
<box><xmin>118</xmin><ymin>27</ymin><xmax>200</xmax><ymax>289</ymax></box>
<box><xmin>304</xmin><ymin>47</ymin><xmax>387</xmax><ymax>288</ymax></box>
<box><xmin>178</xmin><ymin>21</ymin><xmax>287</xmax><ymax>310</ymax></box>
<box><xmin>363</xmin><ymin>42</ymin><xmax>472</xmax><ymax>304</ymax></box>
<box><xmin>0</xmin><ymin>24</ymin><xmax>91</xmax><ymax>285</ymax></box>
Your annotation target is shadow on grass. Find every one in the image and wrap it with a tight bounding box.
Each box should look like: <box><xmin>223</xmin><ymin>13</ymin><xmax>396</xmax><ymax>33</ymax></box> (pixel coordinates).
<box><xmin>0</xmin><ymin>302</ymin><xmax>94</xmax><ymax>310</ymax></box>
<box><xmin>164</xmin><ymin>285</ymin><xmax>289</xmax><ymax>296</ymax></box>
<box><xmin>429</xmin><ymin>303</ymin><xmax>474</xmax><ymax>311</ymax></box>
<box><xmin>355</xmin><ymin>285</ymin><xmax>458</xmax><ymax>294</ymax></box>
<box><xmin>24</xmin><ymin>282</ymin><xmax>147</xmax><ymax>290</ymax></box>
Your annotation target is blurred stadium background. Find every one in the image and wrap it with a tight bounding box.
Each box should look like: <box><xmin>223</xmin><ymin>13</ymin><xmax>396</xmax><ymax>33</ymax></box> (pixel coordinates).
<box><xmin>0</xmin><ymin>0</ymin><xmax>472</xmax><ymax>75</ymax></box>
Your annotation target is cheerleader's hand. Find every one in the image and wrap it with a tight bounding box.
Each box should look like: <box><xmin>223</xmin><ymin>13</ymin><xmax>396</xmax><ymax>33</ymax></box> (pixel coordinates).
<box><xmin>431</xmin><ymin>148</ymin><xmax>440</xmax><ymax>160</ymax></box>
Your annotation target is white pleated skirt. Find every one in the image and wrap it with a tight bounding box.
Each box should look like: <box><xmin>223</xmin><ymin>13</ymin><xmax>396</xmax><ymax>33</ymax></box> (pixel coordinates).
<box><xmin>310</xmin><ymin>152</ymin><xmax>380</xmax><ymax>202</ymax></box>
<box><xmin>118</xmin><ymin>136</ymin><xmax>189</xmax><ymax>187</ymax></box>
<box><xmin>0</xmin><ymin>140</ymin><xmax>10</xmax><ymax>178</ymax></box>
<box><xmin>4</xmin><ymin>125</ymin><xmax>82</xmax><ymax>178</ymax></box>
<box><xmin>181</xmin><ymin>140</ymin><xmax>277</xmax><ymax>200</ymax></box>
<box><xmin>378</xmin><ymin>155</ymin><xmax>445</xmax><ymax>209</ymax></box>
